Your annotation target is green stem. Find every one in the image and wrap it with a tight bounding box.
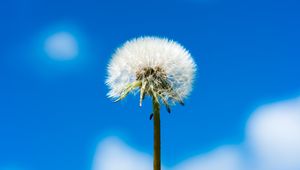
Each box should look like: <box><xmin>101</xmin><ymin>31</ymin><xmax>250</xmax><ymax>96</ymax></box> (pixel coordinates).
<box><xmin>153</xmin><ymin>97</ymin><xmax>161</xmax><ymax>170</ymax></box>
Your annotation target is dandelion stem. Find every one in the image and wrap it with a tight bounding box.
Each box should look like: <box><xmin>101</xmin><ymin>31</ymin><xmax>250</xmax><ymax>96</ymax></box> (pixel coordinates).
<box><xmin>153</xmin><ymin>97</ymin><xmax>161</xmax><ymax>170</ymax></box>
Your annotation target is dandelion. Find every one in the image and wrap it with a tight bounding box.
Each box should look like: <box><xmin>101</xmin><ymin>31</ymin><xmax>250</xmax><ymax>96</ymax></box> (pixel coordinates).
<box><xmin>106</xmin><ymin>36</ymin><xmax>196</xmax><ymax>170</ymax></box>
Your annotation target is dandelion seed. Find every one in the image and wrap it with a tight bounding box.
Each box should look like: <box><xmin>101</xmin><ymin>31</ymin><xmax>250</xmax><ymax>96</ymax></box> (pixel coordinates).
<box><xmin>106</xmin><ymin>37</ymin><xmax>196</xmax><ymax>107</ymax></box>
<box><xmin>106</xmin><ymin>36</ymin><xmax>197</xmax><ymax>170</ymax></box>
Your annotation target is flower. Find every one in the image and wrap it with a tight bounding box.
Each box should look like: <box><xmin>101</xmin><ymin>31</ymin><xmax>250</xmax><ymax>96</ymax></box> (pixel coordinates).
<box><xmin>106</xmin><ymin>36</ymin><xmax>196</xmax><ymax>109</ymax></box>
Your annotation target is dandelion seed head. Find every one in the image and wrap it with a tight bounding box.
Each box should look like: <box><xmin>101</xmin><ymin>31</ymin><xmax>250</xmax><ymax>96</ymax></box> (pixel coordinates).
<box><xmin>106</xmin><ymin>36</ymin><xmax>196</xmax><ymax>105</ymax></box>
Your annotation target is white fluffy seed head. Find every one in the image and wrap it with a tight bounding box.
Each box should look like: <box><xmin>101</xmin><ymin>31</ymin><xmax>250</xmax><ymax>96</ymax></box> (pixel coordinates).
<box><xmin>106</xmin><ymin>36</ymin><xmax>196</xmax><ymax>105</ymax></box>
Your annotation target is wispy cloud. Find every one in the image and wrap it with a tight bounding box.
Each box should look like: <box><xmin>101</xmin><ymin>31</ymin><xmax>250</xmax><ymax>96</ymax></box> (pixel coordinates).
<box><xmin>247</xmin><ymin>97</ymin><xmax>300</xmax><ymax>170</ymax></box>
<box><xmin>174</xmin><ymin>146</ymin><xmax>243</xmax><ymax>170</ymax></box>
<box><xmin>44</xmin><ymin>32</ymin><xmax>78</xmax><ymax>61</ymax></box>
<box><xmin>93</xmin><ymin>96</ymin><xmax>300</xmax><ymax>170</ymax></box>
<box><xmin>92</xmin><ymin>137</ymin><xmax>152</xmax><ymax>170</ymax></box>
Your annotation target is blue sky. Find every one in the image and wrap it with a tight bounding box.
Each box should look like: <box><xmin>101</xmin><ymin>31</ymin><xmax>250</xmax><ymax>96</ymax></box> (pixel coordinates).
<box><xmin>0</xmin><ymin>0</ymin><xmax>300</xmax><ymax>169</ymax></box>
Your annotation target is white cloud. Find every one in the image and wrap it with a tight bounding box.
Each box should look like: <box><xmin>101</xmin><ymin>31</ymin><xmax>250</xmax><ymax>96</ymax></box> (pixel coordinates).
<box><xmin>92</xmin><ymin>137</ymin><xmax>243</xmax><ymax>170</ymax></box>
<box><xmin>93</xmin><ymin>96</ymin><xmax>300</xmax><ymax>170</ymax></box>
<box><xmin>44</xmin><ymin>31</ymin><xmax>78</xmax><ymax>60</ymax></box>
<box><xmin>92</xmin><ymin>137</ymin><xmax>153</xmax><ymax>170</ymax></box>
<box><xmin>174</xmin><ymin>146</ymin><xmax>243</xmax><ymax>170</ymax></box>
<box><xmin>247</xmin><ymin>97</ymin><xmax>300</xmax><ymax>170</ymax></box>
